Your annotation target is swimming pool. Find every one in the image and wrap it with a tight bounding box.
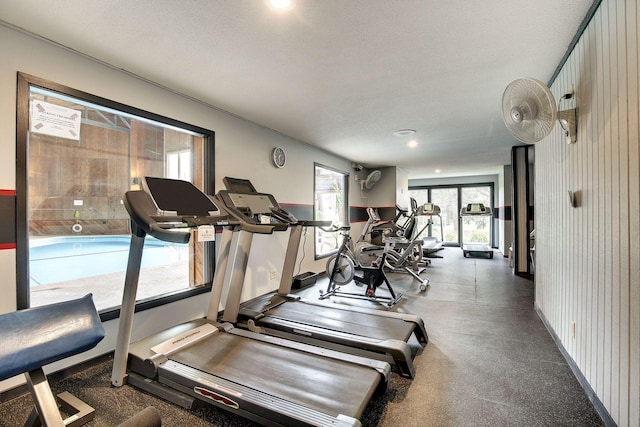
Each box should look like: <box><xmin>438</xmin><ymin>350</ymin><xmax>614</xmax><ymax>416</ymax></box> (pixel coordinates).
<box><xmin>29</xmin><ymin>235</ymin><xmax>188</xmax><ymax>286</ymax></box>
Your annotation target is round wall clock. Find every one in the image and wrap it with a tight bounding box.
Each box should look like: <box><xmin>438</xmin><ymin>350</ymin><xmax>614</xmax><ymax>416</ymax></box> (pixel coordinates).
<box><xmin>272</xmin><ymin>147</ymin><xmax>286</xmax><ymax>168</ymax></box>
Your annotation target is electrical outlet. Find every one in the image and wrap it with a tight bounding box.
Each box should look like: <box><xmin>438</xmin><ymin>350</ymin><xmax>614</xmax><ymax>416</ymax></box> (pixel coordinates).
<box><xmin>571</xmin><ymin>321</ymin><xmax>576</xmax><ymax>339</ymax></box>
<box><xmin>269</xmin><ymin>270</ymin><xmax>276</xmax><ymax>280</ymax></box>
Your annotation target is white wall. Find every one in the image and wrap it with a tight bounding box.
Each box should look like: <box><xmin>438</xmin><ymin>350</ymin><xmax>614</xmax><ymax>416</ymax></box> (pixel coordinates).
<box><xmin>395</xmin><ymin>167</ymin><xmax>410</xmax><ymax>208</ymax></box>
<box><xmin>535</xmin><ymin>1</ymin><xmax>639</xmax><ymax>425</ymax></box>
<box><xmin>362</xmin><ymin>166</ymin><xmax>408</xmax><ymax>208</ymax></box>
<box><xmin>0</xmin><ymin>24</ymin><xmax>362</xmax><ymax>391</ymax></box>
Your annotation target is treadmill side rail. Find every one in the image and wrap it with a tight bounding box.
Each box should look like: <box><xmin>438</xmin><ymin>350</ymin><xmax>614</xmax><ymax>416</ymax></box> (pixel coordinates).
<box><xmin>150</xmin><ymin>323</ymin><xmax>218</xmax><ymax>356</ymax></box>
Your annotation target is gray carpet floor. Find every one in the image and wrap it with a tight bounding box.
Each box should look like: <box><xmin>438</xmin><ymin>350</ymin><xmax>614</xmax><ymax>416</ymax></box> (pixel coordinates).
<box><xmin>0</xmin><ymin>247</ymin><xmax>605</xmax><ymax>426</ymax></box>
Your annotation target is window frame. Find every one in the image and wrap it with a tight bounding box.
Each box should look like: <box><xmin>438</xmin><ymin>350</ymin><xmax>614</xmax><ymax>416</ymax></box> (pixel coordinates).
<box><xmin>16</xmin><ymin>72</ymin><xmax>215</xmax><ymax>320</ymax></box>
<box><xmin>313</xmin><ymin>162</ymin><xmax>349</xmax><ymax>259</ymax></box>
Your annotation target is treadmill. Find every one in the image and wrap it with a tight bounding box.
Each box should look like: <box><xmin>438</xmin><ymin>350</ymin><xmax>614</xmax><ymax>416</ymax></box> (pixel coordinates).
<box><xmin>111</xmin><ymin>177</ymin><xmax>390</xmax><ymax>427</ymax></box>
<box><xmin>413</xmin><ymin>200</ymin><xmax>445</xmax><ymax>259</ymax></box>
<box><xmin>215</xmin><ymin>177</ymin><xmax>428</xmax><ymax>378</ymax></box>
<box><xmin>460</xmin><ymin>202</ymin><xmax>494</xmax><ymax>259</ymax></box>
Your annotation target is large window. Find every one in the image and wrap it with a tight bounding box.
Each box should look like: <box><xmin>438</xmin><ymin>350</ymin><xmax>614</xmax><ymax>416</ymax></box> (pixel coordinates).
<box><xmin>16</xmin><ymin>73</ymin><xmax>215</xmax><ymax>317</ymax></box>
<box><xmin>314</xmin><ymin>164</ymin><xmax>348</xmax><ymax>258</ymax></box>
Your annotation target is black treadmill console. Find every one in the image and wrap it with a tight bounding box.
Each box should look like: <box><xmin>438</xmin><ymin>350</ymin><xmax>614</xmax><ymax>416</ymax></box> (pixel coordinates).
<box><xmin>216</xmin><ymin>190</ymin><xmax>283</xmax><ymax>224</ymax></box>
<box><xmin>222</xmin><ymin>177</ymin><xmax>257</xmax><ymax>193</ymax></box>
<box><xmin>418</xmin><ymin>203</ymin><xmax>441</xmax><ymax>216</ymax></box>
<box><xmin>220</xmin><ymin>177</ymin><xmax>298</xmax><ymax>224</ymax></box>
<box><xmin>460</xmin><ymin>203</ymin><xmax>491</xmax><ymax>216</ymax></box>
<box><xmin>467</xmin><ymin>203</ymin><xmax>484</xmax><ymax>213</ymax></box>
<box><xmin>144</xmin><ymin>176</ymin><xmax>217</xmax><ymax>216</ymax></box>
<box><xmin>218</xmin><ymin>176</ymin><xmax>332</xmax><ymax>228</ymax></box>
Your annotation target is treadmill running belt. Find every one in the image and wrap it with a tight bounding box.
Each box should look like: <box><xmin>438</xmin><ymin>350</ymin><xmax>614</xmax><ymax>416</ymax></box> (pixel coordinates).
<box><xmin>262</xmin><ymin>302</ymin><xmax>415</xmax><ymax>342</ymax></box>
<box><xmin>168</xmin><ymin>332</ymin><xmax>381</xmax><ymax>418</ymax></box>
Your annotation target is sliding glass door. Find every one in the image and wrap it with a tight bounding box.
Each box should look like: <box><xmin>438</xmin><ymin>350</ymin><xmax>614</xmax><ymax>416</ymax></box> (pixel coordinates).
<box><xmin>430</xmin><ymin>188</ymin><xmax>459</xmax><ymax>245</ymax></box>
<box><xmin>410</xmin><ymin>183</ymin><xmax>494</xmax><ymax>247</ymax></box>
<box><xmin>460</xmin><ymin>186</ymin><xmax>492</xmax><ymax>246</ymax></box>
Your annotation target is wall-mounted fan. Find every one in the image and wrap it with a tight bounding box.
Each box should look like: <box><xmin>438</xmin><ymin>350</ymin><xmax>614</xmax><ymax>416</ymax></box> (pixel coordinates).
<box><xmin>355</xmin><ymin>169</ymin><xmax>382</xmax><ymax>191</ymax></box>
<box><xmin>502</xmin><ymin>77</ymin><xmax>577</xmax><ymax>144</ymax></box>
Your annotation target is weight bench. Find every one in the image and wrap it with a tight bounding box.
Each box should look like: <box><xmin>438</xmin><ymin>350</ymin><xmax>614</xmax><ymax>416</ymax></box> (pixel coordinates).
<box><xmin>0</xmin><ymin>294</ymin><xmax>105</xmax><ymax>426</ymax></box>
<box><xmin>0</xmin><ymin>294</ymin><xmax>161</xmax><ymax>427</ymax></box>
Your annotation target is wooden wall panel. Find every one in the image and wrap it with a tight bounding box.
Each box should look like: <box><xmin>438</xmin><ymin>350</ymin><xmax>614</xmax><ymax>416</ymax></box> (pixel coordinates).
<box><xmin>616</xmin><ymin>3</ymin><xmax>631</xmax><ymax>423</ymax></box>
<box><xmin>628</xmin><ymin>1</ymin><xmax>640</xmax><ymax>424</ymax></box>
<box><xmin>28</xmin><ymin>122</ymin><xmax>130</xmax><ymax>235</ymax></box>
<box><xmin>535</xmin><ymin>1</ymin><xmax>639</xmax><ymax>425</ymax></box>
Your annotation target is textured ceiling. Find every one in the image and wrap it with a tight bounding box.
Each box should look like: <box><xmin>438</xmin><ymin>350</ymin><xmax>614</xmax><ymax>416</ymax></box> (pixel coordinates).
<box><xmin>0</xmin><ymin>0</ymin><xmax>596</xmax><ymax>179</ymax></box>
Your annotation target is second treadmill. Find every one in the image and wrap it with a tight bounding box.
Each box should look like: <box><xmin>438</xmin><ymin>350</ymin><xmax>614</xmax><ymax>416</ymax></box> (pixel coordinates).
<box><xmin>215</xmin><ymin>177</ymin><xmax>428</xmax><ymax>378</ymax></box>
<box><xmin>460</xmin><ymin>203</ymin><xmax>494</xmax><ymax>259</ymax></box>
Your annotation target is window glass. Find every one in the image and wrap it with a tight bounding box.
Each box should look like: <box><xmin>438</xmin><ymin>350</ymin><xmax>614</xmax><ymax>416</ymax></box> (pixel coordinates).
<box><xmin>407</xmin><ymin>189</ymin><xmax>431</xmax><ymax>239</ymax></box>
<box><xmin>314</xmin><ymin>164</ymin><xmax>348</xmax><ymax>257</ymax></box>
<box><xmin>17</xmin><ymin>75</ymin><xmax>214</xmax><ymax>313</ymax></box>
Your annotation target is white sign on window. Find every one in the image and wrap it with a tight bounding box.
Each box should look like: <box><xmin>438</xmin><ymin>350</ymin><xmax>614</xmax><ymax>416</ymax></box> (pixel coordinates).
<box><xmin>30</xmin><ymin>100</ymin><xmax>82</xmax><ymax>140</ymax></box>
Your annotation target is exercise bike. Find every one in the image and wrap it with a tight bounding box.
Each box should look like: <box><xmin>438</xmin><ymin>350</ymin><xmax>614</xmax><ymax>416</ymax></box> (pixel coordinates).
<box><xmin>319</xmin><ymin>225</ymin><xmax>402</xmax><ymax>308</ymax></box>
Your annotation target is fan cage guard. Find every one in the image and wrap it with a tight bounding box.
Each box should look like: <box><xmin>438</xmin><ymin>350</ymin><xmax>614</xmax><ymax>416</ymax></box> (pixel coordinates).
<box><xmin>502</xmin><ymin>78</ymin><xmax>558</xmax><ymax>144</ymax></box>
<box><xmin>364</xmin><ymin>170</ymin><xmax>382</xmax><ymax>190</ymax></box>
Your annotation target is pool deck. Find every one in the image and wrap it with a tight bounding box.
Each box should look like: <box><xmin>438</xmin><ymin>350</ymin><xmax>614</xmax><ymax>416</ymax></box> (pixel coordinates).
<box><xmin>30</xmin><ymin>263</ymin><xmax>189</xmax><ymax>311</ymax></box>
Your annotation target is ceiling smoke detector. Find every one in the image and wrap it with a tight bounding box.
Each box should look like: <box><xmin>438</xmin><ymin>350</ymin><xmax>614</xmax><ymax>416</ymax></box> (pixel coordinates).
<box><xmin>392</xmin><ymin>129</ymin><xmax>416</xmax><ymax>137</ymax></box>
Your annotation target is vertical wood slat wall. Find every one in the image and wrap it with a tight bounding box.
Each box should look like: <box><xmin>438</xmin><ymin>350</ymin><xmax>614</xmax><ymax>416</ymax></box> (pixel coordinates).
<box><xmin>535</xmin><ymin>1</ymin><xmax>639</xmax><ymax>425</ymax></box>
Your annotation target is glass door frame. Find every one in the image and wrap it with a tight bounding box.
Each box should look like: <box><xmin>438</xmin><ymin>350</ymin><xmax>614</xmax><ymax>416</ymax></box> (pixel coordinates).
<box><xmin>409</xmin><ymin>182</ymin><xmax>495</xmax><ymax>248</ymax></box>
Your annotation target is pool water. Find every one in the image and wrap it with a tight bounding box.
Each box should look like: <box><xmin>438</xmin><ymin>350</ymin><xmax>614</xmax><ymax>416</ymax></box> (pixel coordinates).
<box><xmin>29</xmin><ymin>236</ymin><xmax>188</xmax><ymax>286</ymax></box>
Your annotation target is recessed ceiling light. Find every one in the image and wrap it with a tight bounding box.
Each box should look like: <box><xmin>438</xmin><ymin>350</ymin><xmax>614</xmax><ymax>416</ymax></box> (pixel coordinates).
<box><xmin>408</xmin><ymin>140</ymin><xmax>418</xmax><ymax>148</ymax></box>
<box><xmin>270</xmin><ymin>0</ymin><xmax>292</xmax><ymax>9</ymax></box>
<box><xmin>392</xmin><ymin>129</ymin><xmax>416</xmax><ymax>137</ymax></box>
<box><xmin>435</xmin><ymin>169</ymin><xmax>441</xmax><ymax>174</ymax></box>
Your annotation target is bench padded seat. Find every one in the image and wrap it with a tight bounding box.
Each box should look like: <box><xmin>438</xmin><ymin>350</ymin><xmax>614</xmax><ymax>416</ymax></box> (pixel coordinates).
<box><xmin>0</xmin><ymin>294</ymin><xmax>105</xmax><ymax>381</ymax></box>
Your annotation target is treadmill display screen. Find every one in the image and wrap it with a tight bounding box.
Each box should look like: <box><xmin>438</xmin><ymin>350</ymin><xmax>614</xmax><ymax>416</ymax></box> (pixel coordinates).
<box><xmin>144</xmin><ymin>176</ymin><xmax>217</xmax><ymax>216</ymax></box>
<box><xmin>223</xmin><ymin>177</ymin><xmax>257</xmax><ymax>193</ymax></box>
<box><xmin>228</xmin><ymin>193</ymin><xmax>275</xmax><ymax>214</ymax></box>
<box><xmin>468</xmin><ymin>203</ymin><xmax>484</xmax><ymax>213</ymax></box>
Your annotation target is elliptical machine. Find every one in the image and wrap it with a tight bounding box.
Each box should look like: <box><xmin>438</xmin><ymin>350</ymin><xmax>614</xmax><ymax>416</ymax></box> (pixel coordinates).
<box><xmin>363</xmin><ymin>206</ymin><xmax>430</xmax><ymax>291</ymax></box>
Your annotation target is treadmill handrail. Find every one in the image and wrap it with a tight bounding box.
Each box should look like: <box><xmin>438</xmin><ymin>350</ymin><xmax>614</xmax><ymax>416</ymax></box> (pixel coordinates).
<box><xmin>296</xmin><ymin>219</ymin><xmax>332</xmax><ymax>227</ymax></box>
<box><xmin>124</xmin><ymin>190</ymin><xmax>267</xmax><ymax>242</ymax></box>
<box><xmin>241</xmin><ymin>223</ymin><xmax>277</xmax><ymax>234</ymax></box>
<box><xmin>215</xmin><ymin>188</ymin><xmax>325</xmax><ymax>229</ymax></box>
